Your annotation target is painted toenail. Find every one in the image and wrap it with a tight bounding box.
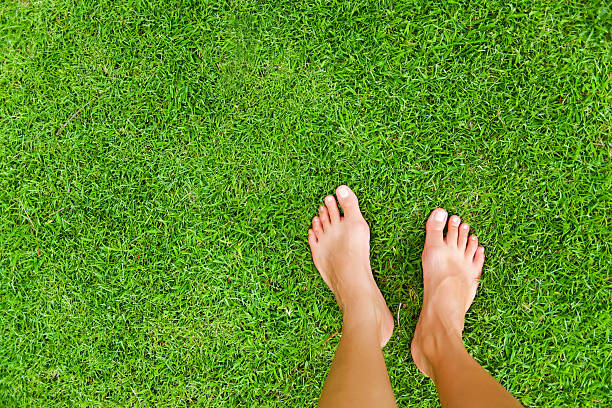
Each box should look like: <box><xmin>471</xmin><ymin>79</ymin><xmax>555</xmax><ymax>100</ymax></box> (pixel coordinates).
<box><xmin>434</xmin><ymin>210</ymin><xmax>446</xmax><ymax>221</ymax></box>
<box><xmin>337</xmin><ymin>186</ymin><xmax>350</xmax><ymax>198</ymax></box>
<box><xmin>462</xmin><ymin>224</ymin><xmax>469</xmax><ymax>230</ymax></box>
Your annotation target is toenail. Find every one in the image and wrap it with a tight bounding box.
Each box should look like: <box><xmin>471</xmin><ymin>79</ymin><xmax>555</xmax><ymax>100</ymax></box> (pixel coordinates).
<box><xmin>434</xmin><ymin>209</ymin><xmax>446</xmax><ymax>221</ymax></box>
<box><xmin>337</xmin><ymin>186</ymin><xmax>350</xmax><ymax>198</ymax></box>
<box><xmin>462</xmin><ymin>224</ymin><xmax>469</xmax><ymax>230</ymax></box>
<box><xmin>319</xmin><ymin>206</ymin><xmax>326</xmax><ymax>212</ymax></box>
<box><xmin>451</xmin><ymin>217</ymin><xmax>460</xmax><ymax>225</ymax></box>
<box><xmin>471</xmin><ymin>236</ymin><xmax>477</xmax><ymax>240</ymax></box>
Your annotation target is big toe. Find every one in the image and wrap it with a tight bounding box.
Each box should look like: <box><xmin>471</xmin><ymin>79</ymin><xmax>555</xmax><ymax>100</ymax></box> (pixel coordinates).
<box><xmin>425</xmin><ymin>208</ymin><xmax>448</xmax><ymax>246</ymax></box>
<box><xmin>336</xmin><ymin>185</ymin><xmax>361</xmax><ymax>218</ymax></box>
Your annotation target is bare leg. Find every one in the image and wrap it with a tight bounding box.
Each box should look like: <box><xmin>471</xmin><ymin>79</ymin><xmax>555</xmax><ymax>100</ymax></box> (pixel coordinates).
<box><xmin>411</xmin><ymin>209</ymin><xmax>523</xmax><ymax>408</ymax></box>
<box><xmin>308</xmin><ymin>185</ymin><xmax>396</xmax><ymax>408</ymax></box>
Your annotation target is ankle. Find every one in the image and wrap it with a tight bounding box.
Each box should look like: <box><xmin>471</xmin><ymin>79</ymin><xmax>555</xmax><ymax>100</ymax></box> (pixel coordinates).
<box><xmin>421</xmin><ymin>328</ymin><xmax>464</xmax><ymax>356</ymax></box>
<box><xmin>341</xmin><ymin>291</ymin><xmax>385</xmax><ymax>330</ymax></box>
<box><xmin>341</xmin><ymin>307</ymin><xmax>385</xmax><ymax>348</ymax></box>
<box><xmin>415</xmin><ymin>309</ymin><xmax>466</xmax><ymax>360</ymax></box>
<box><xmin>335</xmin><ymin>275</ymin><xmax>378</xmax><ymax>310</ymax></box>
<box><xmin>342</xmin><ymin>300</ymin><xmax>378</xmax><ymax>324</ymax></box>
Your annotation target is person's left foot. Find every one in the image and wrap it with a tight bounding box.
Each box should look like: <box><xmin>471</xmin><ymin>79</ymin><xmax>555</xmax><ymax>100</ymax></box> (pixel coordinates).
<box><xmin>307</xmin><ymin>185</ymin><xmax>394</xmax><ymax>347</ymax></box>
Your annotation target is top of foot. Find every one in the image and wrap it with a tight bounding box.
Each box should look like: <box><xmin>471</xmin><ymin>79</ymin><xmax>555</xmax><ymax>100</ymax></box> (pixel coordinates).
<box><xmin>307</xmin><ymin>185</ymin><xmax>394</xmax><ymax>347</ymax></box>
<box><xmin>411</xmin><ymin>208</ymin><xmax>485</xmax><ymax>377</ymax></box>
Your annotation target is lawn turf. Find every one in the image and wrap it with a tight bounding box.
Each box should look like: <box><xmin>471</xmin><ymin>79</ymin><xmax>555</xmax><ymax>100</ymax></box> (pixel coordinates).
<box><xmin>0</xmin><ymin>0</ymin><xmax>610</xmax><ymax>406</ymax></box>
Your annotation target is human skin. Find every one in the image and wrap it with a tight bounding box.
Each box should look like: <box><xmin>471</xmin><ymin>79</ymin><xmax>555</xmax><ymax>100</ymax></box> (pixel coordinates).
<box><xmin>308</xmin><ymin>185</ymin><xmax>522</xmax><ymax>408</ymax></box>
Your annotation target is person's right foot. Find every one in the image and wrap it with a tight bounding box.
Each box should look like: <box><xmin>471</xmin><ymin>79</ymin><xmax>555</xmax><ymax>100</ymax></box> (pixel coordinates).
<box><xmin>411</xmin><ymin>208</ymin><xmax>485</xmax><ymax>378</ymax></box>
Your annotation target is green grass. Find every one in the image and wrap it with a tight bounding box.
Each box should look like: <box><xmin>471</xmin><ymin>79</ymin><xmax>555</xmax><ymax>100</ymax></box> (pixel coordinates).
<box><xmin>1</xmin><ymin>0</ymin><xmax>610</xmax><ymax>406</ymax></box>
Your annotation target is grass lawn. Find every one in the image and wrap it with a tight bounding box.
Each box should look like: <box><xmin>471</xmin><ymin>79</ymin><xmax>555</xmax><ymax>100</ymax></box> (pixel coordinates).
<box><xmin>1</xmin><ymin>0</ymin><xmax>610</xmax><ymax>406</ymax></box>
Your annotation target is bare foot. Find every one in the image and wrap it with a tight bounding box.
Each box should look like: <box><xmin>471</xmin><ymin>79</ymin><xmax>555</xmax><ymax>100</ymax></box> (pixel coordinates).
<box><xmin>307</xmin><ymin>185</ymin><xmax>394</xmax><ymax>347</ymax></box>
<box><xmin>411</xmin><ymin>208</ymin><xmax>485</xmax><ymax>377</ymax></box>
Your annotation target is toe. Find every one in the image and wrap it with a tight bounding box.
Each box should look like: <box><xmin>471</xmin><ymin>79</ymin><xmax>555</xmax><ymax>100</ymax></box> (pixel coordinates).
<box><xmin>446</xmin><ymin>215</ymin><xmax>460</xmax><ymax>246</ymax></box>
<box><xmin>425</xmin><ymin>208</ymin><xmax>448</xmax><ymax>246</ymax></box>
<box><xmin>312</xmin><ymin>216</ymin><xmax>323</xmax><ymax>238</ymax></box>
<box><xmin>335</xmin><ymin>185</ymin><xmax>361</xmax><ymax>218</ymax></box>
<box><xmin>319</xmin><ymin>206</ymin><xmax>330</xmax><ymax>230</ymax></box>
<box><xmin>308</xmin><ymin>229</ymin><xmax>317</xmax><ymax>247</ymax></box>
<box><xmin>474</xmin><ymin>246</ymin><xmax>485</xmax><ymax>273</ymax></box>
<box><xmin>325</xmin><ymin>195</ymin><xmax>340</xmax><ymax>223</ymax></box>
<box><xmin>466</xmin><ymin>235</ymin><xmax>478</xmax><ymax>258</ymax></box>
<box><xmin>458</xmin><ymin>223</ymin><xmax>469</xmax><ymax>249</ymax></box>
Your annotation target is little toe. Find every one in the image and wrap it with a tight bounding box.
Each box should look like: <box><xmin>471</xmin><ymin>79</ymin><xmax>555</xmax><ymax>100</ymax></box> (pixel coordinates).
<box><xmin>425</xmin><ymin>208</ymin><xmax>448</xmax><ymax>247</ymax></box>
<box><xmin>308</xmin><ymin>229</ymin><xmax>317</xmax><ymax>247</ymax></box>
<box><xmin>319</xmin><ymin>206</ymin><xmax>330</xmax><ymax>229</ymax></box>
<box><xmin>325</xmin><ymin>195</ymin><xmax>340</xmax><ymax>223</ymax></box>
<box><xmin>312</xmin><ymin>216</ymin><xmax>323</xmax><ymax>237</ymax></box>
<box><xmin>474</xmin><ymin>246</ymin><xmax>485</xmax><ymax>272</ymax></box>
<box><xmin>458</xmin><ymin>223</ymin><xmax>469</xmax><ymax>249</ymax></box>
<box><xmin>335</xmin><ymin>185</ymin><xmax>361</xmax><ymax>219</ymax></box>
<box><xmin>466</xmin><ymin>235</ymin><xmax>478</xmax><ymax>258</ymax></box>
<box><xmin>446</xmin><ymin>215</ymin><xmax>461</xmax><ymax>246</ymax></box>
